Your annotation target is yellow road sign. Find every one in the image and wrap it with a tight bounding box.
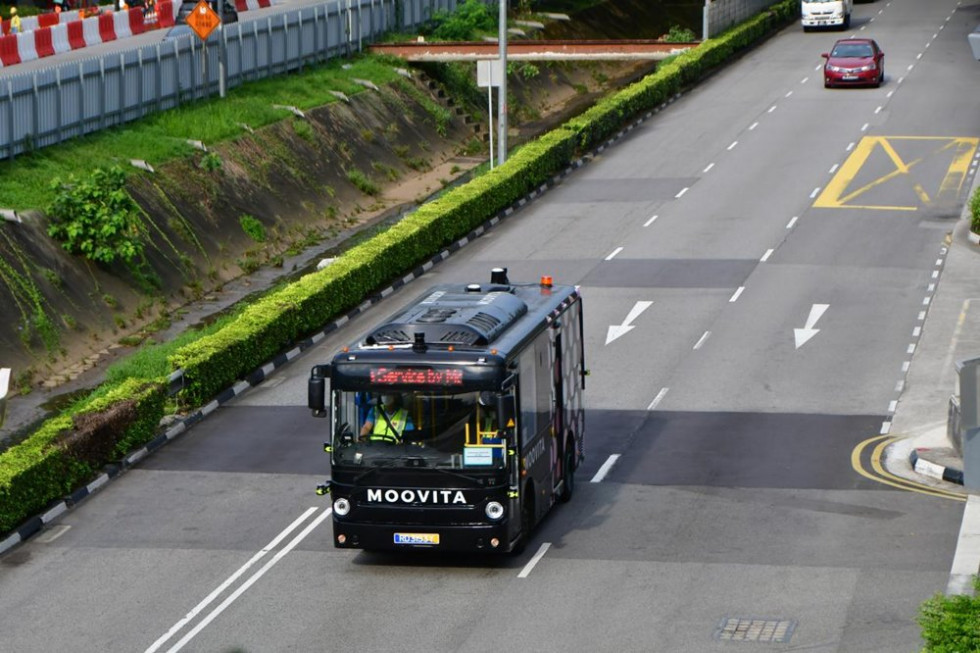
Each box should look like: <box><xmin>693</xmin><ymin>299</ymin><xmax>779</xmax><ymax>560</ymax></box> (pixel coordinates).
<box><xmin>814</xmin><ymin>136</ymin><xmax>979</xmax><ymax>211</ymax></box>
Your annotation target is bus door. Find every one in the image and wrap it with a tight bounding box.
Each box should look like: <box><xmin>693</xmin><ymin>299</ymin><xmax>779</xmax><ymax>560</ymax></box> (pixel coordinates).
<box><xmin>517</xmin><ymin>332</ymin><xmax>557</xmax><ymax>521</ymax></box>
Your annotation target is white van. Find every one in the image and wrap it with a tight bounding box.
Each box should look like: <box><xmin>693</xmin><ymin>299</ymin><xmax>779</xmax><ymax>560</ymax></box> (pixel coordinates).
<box><xmin>801</xmin><ymin>0</ymin><xmax>853</xmax><ymax>31</ymax></box>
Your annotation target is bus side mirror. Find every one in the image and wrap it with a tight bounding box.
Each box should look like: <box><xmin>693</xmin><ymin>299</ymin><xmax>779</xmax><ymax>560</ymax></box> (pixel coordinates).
<box><xmin>308</xmin><ymin>364</ymin><xmax>330</xmax><ymax>417</ymax></box>
<box><xmin>497</xmin><ymin>395</ymin><xmax>516</xmax><ymax>436</ymax></box>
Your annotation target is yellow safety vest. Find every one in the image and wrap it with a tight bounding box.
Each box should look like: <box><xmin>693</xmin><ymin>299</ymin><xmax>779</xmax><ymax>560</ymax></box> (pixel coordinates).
<box><xmin>370</xmin><ymin>407</ymin><xmax>408</xmax><ymax>441</ymax></box>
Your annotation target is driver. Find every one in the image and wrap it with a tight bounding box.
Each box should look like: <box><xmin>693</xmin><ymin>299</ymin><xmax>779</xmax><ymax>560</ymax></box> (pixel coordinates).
<box><xmin>360</xmin><ymin>393</ymin><xmax>414</xmax><ymax>442</ymax></box>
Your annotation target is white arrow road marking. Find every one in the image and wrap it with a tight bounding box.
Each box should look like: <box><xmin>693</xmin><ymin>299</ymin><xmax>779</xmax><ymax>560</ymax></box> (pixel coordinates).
<box><xmin>794</xmin><ymin>304</ymin><xmax>829</xmax><ymax>349</ymax></box>
<box><xmin>605</xmin><ymin>301</ymin><xmax>653</xmax><ymax>345</ymax></box>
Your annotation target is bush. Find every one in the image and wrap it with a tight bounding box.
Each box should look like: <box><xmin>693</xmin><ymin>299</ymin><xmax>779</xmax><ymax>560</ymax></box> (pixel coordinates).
<box><xmin>918</xmin><ymin>578</ymin><xmax>980</xmax><ymax>652</ymax></box>
<box><xmin>430</xmin><ymin>0</ymin><xmax>497</xmax><ymax>40</ymax></box>
<box><xmin>970</xmin><ymin>185</ymin><xmax>980</xmax><ymax>234</ymax></box>
<box><xmin>46</xmin><ymin>166</ymin><xmax>145</xmax><ymax>265</ymax></box>
<box><xmin>239</xmin><ymin>214</ymin><xmax>267</xmax><ymax>243</ymax></box>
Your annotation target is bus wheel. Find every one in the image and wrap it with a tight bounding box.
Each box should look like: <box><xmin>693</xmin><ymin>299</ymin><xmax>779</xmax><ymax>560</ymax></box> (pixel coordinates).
<box><xmin>559</xmin><ymin>439</ymin><xmax>575</xmax><ymax>503</ymax></box>
<box><xmin>512</xmin><ymin>488</ymin><xmax>535</xmax><ymax>555</ymax></box>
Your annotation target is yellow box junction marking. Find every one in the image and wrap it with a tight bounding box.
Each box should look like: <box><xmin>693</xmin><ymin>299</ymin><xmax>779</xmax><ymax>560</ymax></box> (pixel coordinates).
<box><xmin>815</xmin><ymin>136</ymin><xmax>979</xmax><ymax>211</ymax></box>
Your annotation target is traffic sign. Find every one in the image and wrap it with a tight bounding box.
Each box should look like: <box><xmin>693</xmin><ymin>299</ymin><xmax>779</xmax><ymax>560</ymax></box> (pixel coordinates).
<box><xmin>186</xmin><ymin>0</ymin><xmax>221</xmax><ymax>40</ymax></box>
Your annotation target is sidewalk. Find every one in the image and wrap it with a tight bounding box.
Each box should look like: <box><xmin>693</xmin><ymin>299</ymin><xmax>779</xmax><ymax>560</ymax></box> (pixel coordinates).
<box><xmin>883</xmin><ymin>213</ymin><xmax>980</xmax><ymax>493</ymax></box>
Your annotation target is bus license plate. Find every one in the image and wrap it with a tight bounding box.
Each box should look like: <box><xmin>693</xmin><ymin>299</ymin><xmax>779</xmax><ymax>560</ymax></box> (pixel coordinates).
<box><xmin>394</xmin><ymin>532</ymin><xmax>440</xmax><ymax>545</ymax></box>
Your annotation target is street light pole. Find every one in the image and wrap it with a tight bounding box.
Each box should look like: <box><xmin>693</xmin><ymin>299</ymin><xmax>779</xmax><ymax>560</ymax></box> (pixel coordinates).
<box><xmin>497</xmin><ymin>0</ymin><xmax>507</xmax><ymax>165</ymax></box>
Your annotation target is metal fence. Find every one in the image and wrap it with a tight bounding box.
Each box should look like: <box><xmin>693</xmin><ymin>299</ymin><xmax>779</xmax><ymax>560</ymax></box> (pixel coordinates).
<box><xmin>0</xmin><ymin>0</ymin><xmax>468</xmax><ymax>159</ymax></box>
<box><xmin>703</xmin><ymin>0</ymin><xmax>783</xmax><ymax>40</ymax></box>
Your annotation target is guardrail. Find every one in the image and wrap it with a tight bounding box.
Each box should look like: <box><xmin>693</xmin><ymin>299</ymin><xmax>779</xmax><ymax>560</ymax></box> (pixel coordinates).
<box><xmin>0</xmin><ymin>0</ymin><xmax>471</xmax><ymax>159</ymax></box>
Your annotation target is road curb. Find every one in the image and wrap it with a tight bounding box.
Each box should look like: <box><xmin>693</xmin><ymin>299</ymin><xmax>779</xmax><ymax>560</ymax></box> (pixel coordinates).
<box><xmin>909</xmin><ymin>448</ymin><xmax>964</xmax><ymax>485</ymax></box>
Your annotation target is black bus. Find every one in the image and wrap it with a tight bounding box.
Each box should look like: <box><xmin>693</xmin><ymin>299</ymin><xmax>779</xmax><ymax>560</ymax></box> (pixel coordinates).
<box><xmin>308</xmin><ymin>268</ymin><xmax>586</xmax><ymax>553</ymax></box>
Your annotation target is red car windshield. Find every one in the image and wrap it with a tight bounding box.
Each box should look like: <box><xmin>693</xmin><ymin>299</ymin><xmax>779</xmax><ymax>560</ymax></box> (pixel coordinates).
<box><xmin>832</xmin><ymin>44</ymin><xmax>874</xmax><ymax>58</ymax></box>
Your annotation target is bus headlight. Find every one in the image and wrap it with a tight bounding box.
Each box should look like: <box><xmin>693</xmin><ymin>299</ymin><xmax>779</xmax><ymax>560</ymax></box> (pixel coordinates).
<box><xmin>485</xmin><ymin>501</ymin><xmax>505</xmax><ymax>521</ymax></box>
<box><xmin>333</xmin><ymin>497</ymin><xmax>351</xmax><ymax>516</ymax></box>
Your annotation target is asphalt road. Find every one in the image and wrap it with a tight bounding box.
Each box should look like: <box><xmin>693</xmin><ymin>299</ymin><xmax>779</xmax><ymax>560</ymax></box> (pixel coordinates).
<box><xmin>3</xmin><ymin>0</ymin><xmax>980</xmax><ymax>651</ymax></box>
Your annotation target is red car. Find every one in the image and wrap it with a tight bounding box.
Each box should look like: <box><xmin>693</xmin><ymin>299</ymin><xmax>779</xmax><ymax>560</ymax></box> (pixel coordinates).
<box><xmin>822</xmin><ymin>38</ymin><xmax>884</xmax><ymax>88</ymax></box>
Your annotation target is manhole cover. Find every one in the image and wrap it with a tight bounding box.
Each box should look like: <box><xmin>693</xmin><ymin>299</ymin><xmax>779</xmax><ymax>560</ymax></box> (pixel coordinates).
<box><xmin>714</xmin><ymin>617</ymin><xmax>797</xmax><ymax>643</ymax></box>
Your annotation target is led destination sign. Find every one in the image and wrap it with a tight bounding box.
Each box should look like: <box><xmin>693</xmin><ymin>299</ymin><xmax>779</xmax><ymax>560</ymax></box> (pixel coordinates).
<box><xmin>333</xmin><ymin>361</ymin><xmax>502</xmax><ymax>390</ymax></box>
<box><xmin>369</xmin><ymin>367</ymin><xmax>464</xmax><ymax>386</ymax></box>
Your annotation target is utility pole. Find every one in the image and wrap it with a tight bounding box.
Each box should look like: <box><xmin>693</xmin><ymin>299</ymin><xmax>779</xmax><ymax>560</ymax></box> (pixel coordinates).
<box><xmin>497</xmin><ymin>0</ymin><xmax>507</xmax><ymax>165</ymax></box>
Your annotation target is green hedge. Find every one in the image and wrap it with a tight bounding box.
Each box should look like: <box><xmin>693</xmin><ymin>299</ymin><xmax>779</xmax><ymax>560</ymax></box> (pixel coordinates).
<box><xmin>0</xmin><ymin>378</ymin><xmax>165</xmax><ymax>533</ymax></box>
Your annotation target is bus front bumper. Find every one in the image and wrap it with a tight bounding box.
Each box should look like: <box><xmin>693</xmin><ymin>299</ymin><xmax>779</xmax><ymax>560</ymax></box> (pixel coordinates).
<box><xmin>332</xmin><ymin>520</ymin><xmax>515</xmax><ymax>553</ymax></box>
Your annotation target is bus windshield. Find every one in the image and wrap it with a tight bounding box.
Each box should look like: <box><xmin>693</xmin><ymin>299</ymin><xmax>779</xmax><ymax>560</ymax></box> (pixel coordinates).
<box><xmin>331</xmin><ymin>389</ymin><xmax>507</xmax><ymax>470</ymax></box>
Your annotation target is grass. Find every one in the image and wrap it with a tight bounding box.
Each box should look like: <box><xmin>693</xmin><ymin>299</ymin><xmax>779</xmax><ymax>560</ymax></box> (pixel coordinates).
<box><xmin>0</xmin><ymin>54</ymin><xmax>407</xmax><ymax>210</ymax></box>
<box><xmin>102</xmin><ymin>311</ymin><xmax>240</xmax><ymax>387</ymax></box>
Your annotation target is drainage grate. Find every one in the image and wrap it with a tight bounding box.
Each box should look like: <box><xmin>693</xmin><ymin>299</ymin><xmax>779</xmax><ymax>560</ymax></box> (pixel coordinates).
<box><xmin>714</xmin><ymin>617</ymin><xmax>797</xmax><ymax>643</ymax></box>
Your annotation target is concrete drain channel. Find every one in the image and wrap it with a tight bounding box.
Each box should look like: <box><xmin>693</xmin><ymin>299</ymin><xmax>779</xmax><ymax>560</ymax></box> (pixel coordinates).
<box><xmin>714</xmin><ymin>617</ymin><xmax>797</xmax><ymax>643</ymax></box>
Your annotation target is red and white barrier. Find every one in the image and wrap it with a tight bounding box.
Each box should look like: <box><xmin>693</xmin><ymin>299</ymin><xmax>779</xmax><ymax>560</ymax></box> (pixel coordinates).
<box><xmin>34</xmin><ymin>26</ymin><xmax>55</xmax><ymax>58</ymax></box>
<box><xmin>16</xmin><ymin>31</ymin><xmax>39</xmax><ymax>63</ymax></box>
<box><xmin>0</xmin><ymin>34</ymin><xmax>19</xmax><ymax>67</ymax></box>
<box><xmin>97</xmin><ymin>12</ymin><xmax>117</xmax><ymax>42</ymax></box>
<box><xmin>0</xmin><ymin>0</ymin><xmax>262</xmax><ymax>68</ymax></box>
<box><xmin>112</xmin><ymin>9</ymin><xmax>133</xmax><ymax>38</ymax></box>
<box><xmin>81</xmin><ymin>13</ymin><xmax>103</xmax><ymax>46</ymax></box>
<box><xmin>51</xmin><ymin>22</ymin><xmax>72</xmax><ymax>55</ymax></box>
<box><xmin>156</xmin><ymin>1</ymin><xmax>176</xmax><ymax>29</ymax></box>
<box><xmin>235</xmin><ymin>0</ymin><xmax>271</xmax><ymax>11</ymax></box>
<box><xmin>67</xmin><ymin>20</ymin><xmax>86</xmax><ymax>49</ymax></box>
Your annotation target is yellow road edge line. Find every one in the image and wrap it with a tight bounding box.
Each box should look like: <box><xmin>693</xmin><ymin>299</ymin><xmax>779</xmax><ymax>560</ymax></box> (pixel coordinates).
<box><xmin>851</xmin><ymin>435</ymin><xmax>966</xmax><ymax>501</ymax></box>
<box><xmin>870</xmin><ymin>437</ymin><xmax>966</xmax><ymax>501</ymax></box>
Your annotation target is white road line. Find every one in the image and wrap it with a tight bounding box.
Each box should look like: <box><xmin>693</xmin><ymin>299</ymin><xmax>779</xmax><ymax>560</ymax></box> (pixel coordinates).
<box><xmin>703</xmin><ymin>162</ymin><xmax>715</xmax><ymax>173</ymax></box>
<box><xmin>760</xmin><ymin>249</ymin><xmax>773</xmax><ymax>263</ymax></box>
<box><xmin>675</xmin><ymin>187</ymin><xmax>689</xmax><ymax>199</ymax></box>
<box><xmin>591</xmin><ymin>454</ymin><xmax>621</xmax><ymax>483</ymax></box>
<box><xmin>861</xmin><ymin>123</ymin><xmax>869</xmax><ymax>132</ymax></box>
<box><xmin>518</xmin><ymin>542</ymin><xmax>551</xmax><ymax>578</ymax></box>
<box><xmin>749</xmin><ymin>122</ymin><xmax>758</xmax><ymax>130</ymax></box>
<box><xmin>786</xmin><ymin>216</ymin><xmax>799</xmax><ymax>229</ymax></box>
<box><xmin>160</xmin><ymin>507</ymin><xmax>332</xmax><ymax>653</ymax></box>
<box><xmin>947</xmin><ymin>496</ymin><xmax>980</xmax><ymax>595</ymax></box>
<box><xmin>880</xmin><ymin>421</ymin><xmax>891</xmax><ymax>434</ymax></box>
<box><xmin>644</xmin><ymin>214</ymin><xmax>659</xmax><ymax>227</ymax></box>
<box><xmin>875</xmin><ymin>106</ymin><xmax>882</xmax><ymax>114</ymax></box>
<box><xmin>800</xmin><ymin>77</ymin><xmax>808</xmax><ymax>85</ymax></box>
<box><xmin>647</xmin><ymin>387</ymin><xmax>669</xmax><ymax>411</ymax></box>
<box><xmin>727</xmin><ymin>141</ymin><xmax>738</xmax><ymax>151</ymax></box>
<box><xmin>846</xmin><ymin>142</ymin><xmax>855</xmax><ymax>152</ymax></box>
<box><xmin>810</xmin><ymin>187</ymin><xmax>821</xmax><ymax>198</ymax></box>
<box><xmin>785</xmin><ymin>90</ymin><xmax>793</xmax><ymax>98</ymax></box>
<box><xmin>888</xmin><ymin>400</ymin><xmax>897</xmax><ymax>413</ymax></box>
<box><xmin>605</xmin><ymin>247</ymin><xmax>623</xmax><ymax>261</ymax></box>
<box><xmin>828</xmin><ymin>164</ymin><xmax>839</xmax><ymax>174</ymax></box>
<box><xmin>147</xmin><ymin>507</ymin><xmax>323</xmax><ymax>653</ymax></box>
<box><xmin>693</xmin><ymin>331</ymin><xmax>711</xmax><ymax>350</ymax></box>
<box><xmin>729</xmin><ymin>286</ymin><xmax>744</xmax><ymax>302</ymax></box>
<box><xmin>768</xmin><ymin>105</ymin><xmax>777</xmax><ymax>113</ymax></box>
